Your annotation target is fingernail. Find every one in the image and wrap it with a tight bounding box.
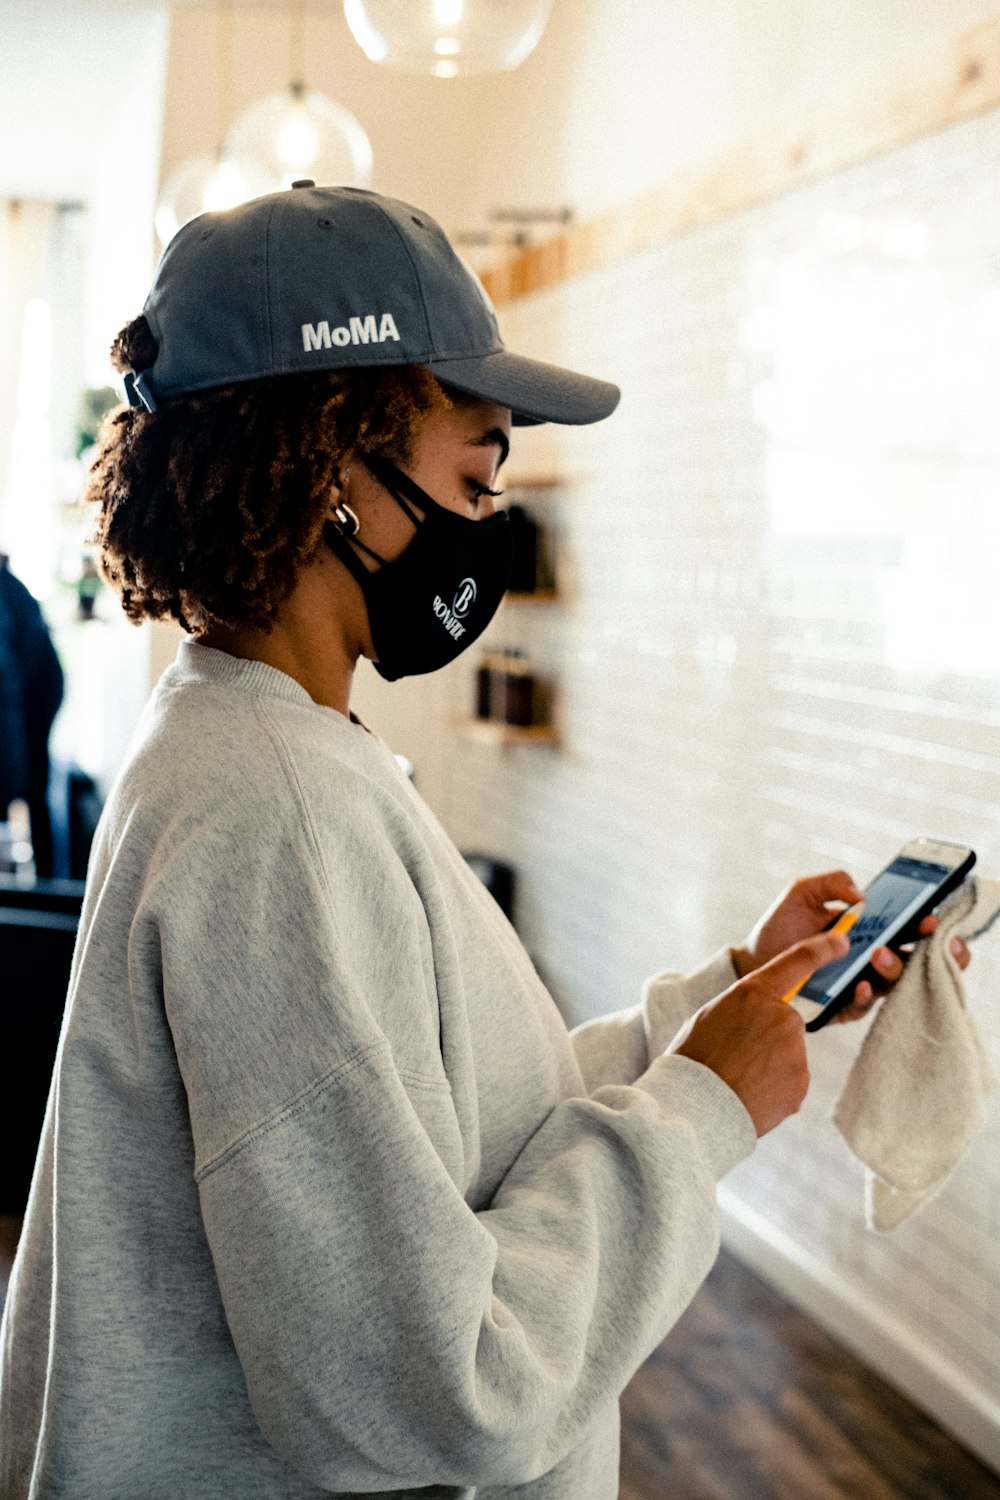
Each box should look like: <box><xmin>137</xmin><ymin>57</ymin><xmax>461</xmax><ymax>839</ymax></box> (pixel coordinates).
<box><xmin>857</xmin><ymin>983</ymin><xmax>873</xmax><ymax>1003</ymax></box>
<box><xmin>951</xmin><ymin>938</ymin><xmax>963</xmax><ymax>956</ymax></box>
<box><xmin>874</xmin><ymin>949</ymin><xmax>893</xmax><ymax>972</ymax></box>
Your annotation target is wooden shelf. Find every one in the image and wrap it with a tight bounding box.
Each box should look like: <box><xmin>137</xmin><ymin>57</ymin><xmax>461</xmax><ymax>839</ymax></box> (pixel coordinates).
<box><xmin>452</xmin><ymin>717</ymin><xmax>559</xmax><ymax>747</ymax></box>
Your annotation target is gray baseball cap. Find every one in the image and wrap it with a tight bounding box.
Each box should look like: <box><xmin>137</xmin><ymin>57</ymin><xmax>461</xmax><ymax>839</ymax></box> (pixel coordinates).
<box><xmin>125</xmin><ymin>181</ymin><xmax>620</xmax><ymax>428</ymax></box>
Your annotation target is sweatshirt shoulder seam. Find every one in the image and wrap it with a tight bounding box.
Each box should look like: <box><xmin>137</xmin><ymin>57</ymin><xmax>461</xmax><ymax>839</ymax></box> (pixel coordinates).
<box><xmin>252</xmin><ymin>699</ymin><xmax>346</xmax><ymax>910</ymax></box>
<box><xmin>253</xmin><ymin>696</ymin><xmax>418</xmax><ymax>877</ymax></box>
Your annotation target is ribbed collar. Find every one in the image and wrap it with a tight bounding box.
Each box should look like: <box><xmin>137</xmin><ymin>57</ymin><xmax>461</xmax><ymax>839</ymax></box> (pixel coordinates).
<box><xmin>170</xmin><ymin>640</ymin><xmax>371</xmax><ymax>733</ymax></box>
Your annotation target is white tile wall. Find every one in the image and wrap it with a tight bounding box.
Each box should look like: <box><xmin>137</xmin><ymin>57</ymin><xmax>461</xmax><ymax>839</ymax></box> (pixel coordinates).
<box><xmin>434</xmin><ymin>108</ymin><xmax>1000</xmax><ymax>1459</ymax></box>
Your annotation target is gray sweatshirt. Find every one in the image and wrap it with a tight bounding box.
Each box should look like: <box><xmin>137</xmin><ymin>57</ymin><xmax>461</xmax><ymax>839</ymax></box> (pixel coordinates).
<box><xmin>0</xmin><ymin>640</ymin><xmax>755</xmax><ymax>1499</ymax></box>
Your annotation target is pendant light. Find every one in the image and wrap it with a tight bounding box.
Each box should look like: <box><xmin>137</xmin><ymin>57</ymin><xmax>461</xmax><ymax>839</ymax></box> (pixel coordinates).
<box><xmin>224</xmin><ymin>87</ymin><xmax>372</xmax><ymax>192</ymax></box>
<box><xmin>343</xmin><ymin>0</ymin><xmax>553</xmax><ymax>78</ymax></box>
<box><xmin>224</xmin><ymin>2</ymin><xmax>373</xmax><ymax>192</ymax></box>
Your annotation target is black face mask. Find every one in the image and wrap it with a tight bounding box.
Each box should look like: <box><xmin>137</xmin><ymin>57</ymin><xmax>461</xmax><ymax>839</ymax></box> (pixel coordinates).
<box><xmin>323</xmin><ymin>451</ymin><xmax>512</xmax><ymax>682</ymax></box>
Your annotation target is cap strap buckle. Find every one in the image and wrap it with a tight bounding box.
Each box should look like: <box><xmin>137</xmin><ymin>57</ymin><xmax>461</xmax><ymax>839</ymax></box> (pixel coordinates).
<box><xmin>124</xmin><ymin>370</ymin><xmax>158</xmax><ymax>413</ymax></box>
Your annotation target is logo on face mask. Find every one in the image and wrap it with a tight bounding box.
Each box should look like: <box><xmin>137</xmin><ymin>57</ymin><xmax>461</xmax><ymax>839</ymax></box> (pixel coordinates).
<box><xmin>432</xmin><ymin>578</ymin><xmax>478</xmax><ymax>640</ymax></box>
<box><xmin>453</xmin><ymin>578</ymin><xmax>477</xmax><ymax>617</ymax></box>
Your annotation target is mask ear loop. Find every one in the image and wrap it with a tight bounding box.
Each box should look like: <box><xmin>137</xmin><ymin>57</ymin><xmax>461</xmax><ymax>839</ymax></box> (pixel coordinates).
<box><xmin>328</xmin><ymin>453</ymin><xmax>429</xmax><ymax>570</ymax></box>
<box><xmin>328</xmin><ymin>502</ymin><xmax>393</xmax><ymax>569</ymax></box>
<box><xmin>360</xmin><ymin>451</ymin><xmax>427</xmax><ymax>528</ymax></box>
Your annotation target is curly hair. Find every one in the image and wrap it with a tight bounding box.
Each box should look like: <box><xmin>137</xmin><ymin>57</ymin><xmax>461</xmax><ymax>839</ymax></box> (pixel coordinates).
<box><xmin>84</xmin><ymin>315</ymin><xmax>449</xmax><ymax>635</ymax></box>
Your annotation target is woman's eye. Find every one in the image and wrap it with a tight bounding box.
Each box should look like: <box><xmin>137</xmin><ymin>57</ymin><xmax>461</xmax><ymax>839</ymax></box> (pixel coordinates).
<box><xmin>467</xmin><ymin>480</ymin><xmax>504</xmax><ymax>507</ymax></box>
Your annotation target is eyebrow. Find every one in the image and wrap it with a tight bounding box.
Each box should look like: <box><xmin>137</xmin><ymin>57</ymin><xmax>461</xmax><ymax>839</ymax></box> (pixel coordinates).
<box><xmin>468</xmin><ymin>427</ymin><xmax>510</xmax><ymax>470</ymax></box>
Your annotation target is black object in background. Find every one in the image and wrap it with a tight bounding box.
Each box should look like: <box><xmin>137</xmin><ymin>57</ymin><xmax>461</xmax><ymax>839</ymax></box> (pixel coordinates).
<box><xmin>0</xmin><ymin>877</ymin><xmax>85</xmax><ymax>1213</ymax></box>
<box><xmin>0</xmin><ymin>555</ymin><xmax>65</xmax><ymax>878</ymax></box>
<box><xmin>475</xmin><ymin>656</ymin><xmax>494</xmax><ymax>719</ymax></box>
<box><xmin>501</xmin><ymin>652</ymin><xmax>535</xmax><ymax>726</ymax></box>
<box><xmin>462</xmin><ymin>853</ymin><xmax>515</xmax><ymax>924</ymax></box>
<box><xmin>506</xmin><ymin>505</ymin><xmax>538</xmax><ymax>593</ymax></box>
<box><xmin>48</xmin><ymin>762</ymin><xmax>103</xmax><ymax>880</ymax></box>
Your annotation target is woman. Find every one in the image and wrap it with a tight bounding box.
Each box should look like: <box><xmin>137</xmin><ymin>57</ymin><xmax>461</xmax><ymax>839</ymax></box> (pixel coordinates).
<box><xmin>0</xmin><ymin>184</ymin><xmax>959</xmax><ymax>1499</ymax></box>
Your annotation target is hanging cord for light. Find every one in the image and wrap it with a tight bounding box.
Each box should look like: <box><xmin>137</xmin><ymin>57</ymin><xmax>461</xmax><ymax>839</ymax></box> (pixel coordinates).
<box><xmin>203</xmin><ymin>3</ymin><xmax>246</xmax><ymax>210</ymax></box>
<box><xmin>154</xmin><ymin>0</ymin><xmax>255</xmax><ymax>243</ymax></box>
<box><xmin>223</xmin><ymin>1</ymin><xmax>373</xmax><ymax>192</ymax></box>
<box><xmin>290</xmin><ymin>0</ymin><xmax>305</xmax><ymax>92</ymax></box>
<box><xmin>276</xmin><ymin>0</ymin><xmax>321</xmax><ymax>174</ymax></box>
<box><xmin>217</xmin><ymin>2</ymin><xmax>230</xmax><ymax>158</ymax></box>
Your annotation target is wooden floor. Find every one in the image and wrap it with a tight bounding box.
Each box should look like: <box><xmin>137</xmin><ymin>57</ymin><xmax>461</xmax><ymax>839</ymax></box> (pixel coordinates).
<box><xmin>620</xmin><ymin>1247</ymin><xmax>1000</xmax><ymax>1500</ymax></box>
<box><xmin>2</xmin><ymin>1218</ymin><xmax>997</xmax><ymax>1497</ymax></box>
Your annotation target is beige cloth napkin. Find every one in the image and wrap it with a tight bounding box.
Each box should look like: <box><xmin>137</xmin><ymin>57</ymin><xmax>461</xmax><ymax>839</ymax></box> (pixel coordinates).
<box><xmin>830</xmin><ymin>874</ymin><xmax>1000</xmax><ymax>1231</ymax></box>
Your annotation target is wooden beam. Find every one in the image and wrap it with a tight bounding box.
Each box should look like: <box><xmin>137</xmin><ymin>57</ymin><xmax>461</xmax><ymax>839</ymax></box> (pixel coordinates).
<box><xmin>480</xmin><ymin>19</ymin><xmax>1000</xmax><ymax>308</ymax></box>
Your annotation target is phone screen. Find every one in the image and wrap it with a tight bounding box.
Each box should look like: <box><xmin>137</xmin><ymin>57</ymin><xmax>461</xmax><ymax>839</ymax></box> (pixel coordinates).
<box><xmin>798</xmin><ymin>855</ymin><xmax>953</xmax><ymax>1006</ymax></box>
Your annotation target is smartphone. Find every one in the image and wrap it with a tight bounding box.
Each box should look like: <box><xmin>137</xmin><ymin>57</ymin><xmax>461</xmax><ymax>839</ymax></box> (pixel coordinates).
<box><xmin>794</xmin><ymin>837</ymin><xmax>976</xmax><ymax>1032</ymax></box>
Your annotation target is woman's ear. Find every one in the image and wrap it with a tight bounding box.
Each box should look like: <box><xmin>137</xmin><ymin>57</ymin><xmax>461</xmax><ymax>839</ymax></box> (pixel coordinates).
<box><xmin>326</xmin><ymin>463</ymin><xmax>359</xmax><ymax>534</ymax></box>
<box><xmin>328</xmin><ymin>463</ymin><xmax>359</xmax><ymax>533</ymax></box>
<box><xmin>331</xmin><ymin>464</ymin><xmax>351</xmax><ymax>497</ymax></box>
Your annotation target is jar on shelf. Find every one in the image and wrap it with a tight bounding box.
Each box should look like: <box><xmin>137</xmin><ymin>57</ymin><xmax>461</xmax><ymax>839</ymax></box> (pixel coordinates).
<box><xmin>500</xmin><ymin>650</ymin><xmax>535</xmax><ymax>727</ymax></box>
<box><xmin>506</xmin><ymin>504</ymin><xmax>539</xmax><ymax>593</ymax></box>
<box><xmin>475</xmin><ymin>664</ymin><xmax>489</xmax><ymax>719</ymax></box>
<box><xmin>474</xmin><ymin>651</ymin><xmax>508</xmax><ymax>720</ymax></box>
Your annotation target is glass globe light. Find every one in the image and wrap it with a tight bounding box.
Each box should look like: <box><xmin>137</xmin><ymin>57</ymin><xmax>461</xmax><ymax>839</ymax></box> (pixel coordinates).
<box><xmin>155</xmin><ymin>153</ymin><xmax>266</xmax><ymax>247</ymax></box>
<box><xmin>343</xmin><ymin>0</ymin><xmax>553</xmax><ymax>77</ymax></box>
<box><xmin>224</xmin><ymin>87</ymin><xmax>373</xmax><ymax>193</ymax></box>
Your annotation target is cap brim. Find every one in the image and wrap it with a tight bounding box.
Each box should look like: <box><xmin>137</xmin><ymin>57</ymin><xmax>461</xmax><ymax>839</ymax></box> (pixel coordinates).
<box><xmin>427</xmin><ymin>349</ymin><xmax>620</xmax><ymax>427</ymax></box>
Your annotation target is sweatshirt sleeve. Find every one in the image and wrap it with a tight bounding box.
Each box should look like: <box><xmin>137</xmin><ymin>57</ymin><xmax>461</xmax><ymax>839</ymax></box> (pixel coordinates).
<box><xmin>197</xmin><ymin>1033</ymin><xmax>755</xmax><ymax>1493</ymax></box>
<box><xmin>155</xmin><ymin>720</ymin><xmax>755</xmax><ymax>1493</ymax></box>
<box><xmin>569</xmin><ymin>947</ymin><xmax>739</xmax><ymax>1092</ymax></box>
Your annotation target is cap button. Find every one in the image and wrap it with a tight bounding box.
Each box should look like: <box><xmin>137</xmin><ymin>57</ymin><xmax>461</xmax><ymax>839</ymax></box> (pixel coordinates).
<box><xmin>291</xmin><ymin>179</ymin><xmax>315</xmax><ymax>189</ymax></box>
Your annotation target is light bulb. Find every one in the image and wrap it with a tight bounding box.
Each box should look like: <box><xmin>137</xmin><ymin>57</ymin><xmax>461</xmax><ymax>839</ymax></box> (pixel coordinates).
<box><xmin>203</xmin><ymin>158</ymin><xmax>249</xmax><ymax>212</ymax></box>
<box><xmin>276</xmin><ymin>106</ymin><xmax>320</xmax><ymax>169</ymax></box>
<box><xmin>433</xmin><ymin>0</ymin><xmax>463</xmax><ymax>23</ymax></box>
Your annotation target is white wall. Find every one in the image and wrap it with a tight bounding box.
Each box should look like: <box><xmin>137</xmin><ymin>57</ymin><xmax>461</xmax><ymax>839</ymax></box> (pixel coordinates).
<box><xmin>435</xmin><ymin>98</ymin><xmax>1000</xmax><ymax>1473</ymax></box>
<box><xmin>512</xmin><ymin>0</ymin><xmax>1000</xmax><ymax>220</ymax></box>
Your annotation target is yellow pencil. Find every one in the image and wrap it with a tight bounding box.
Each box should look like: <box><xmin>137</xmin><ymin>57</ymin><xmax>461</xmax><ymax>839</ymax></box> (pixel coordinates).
<box><xmin>783</xmin><ymin>903</ymin><xmax>863</xmax><ymax>1004</ymax></box>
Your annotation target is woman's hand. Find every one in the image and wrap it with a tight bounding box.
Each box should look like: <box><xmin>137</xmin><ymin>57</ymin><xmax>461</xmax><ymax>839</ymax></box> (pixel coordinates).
<box><xmin>669</xmin><ymin>929</ymin><xmax>850</xmax><ymax>1136</ymax></box>
<box><xmin>730</xmin><ymin>869</ymin><xmax>972</xmax><ymax>1025</ymax></box>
